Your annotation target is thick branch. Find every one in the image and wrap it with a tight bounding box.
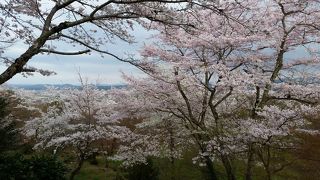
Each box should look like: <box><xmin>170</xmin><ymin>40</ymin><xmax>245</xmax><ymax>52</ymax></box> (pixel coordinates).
<box><xmin>268</xmin><ymin>96</ymin><xmax>317</xmax><ymax>105</ymax></box>
<box><xmin>40</xmin><ymin>49</ymin><xmax>90</xmax><ymax>55</ymax></box>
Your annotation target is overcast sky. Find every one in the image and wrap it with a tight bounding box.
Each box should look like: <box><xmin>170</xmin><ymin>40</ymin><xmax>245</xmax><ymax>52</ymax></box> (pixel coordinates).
<box><xmin>1</xmin><ymin>27</ymin><xmax>151</xmax><ymax>85</ymax></box>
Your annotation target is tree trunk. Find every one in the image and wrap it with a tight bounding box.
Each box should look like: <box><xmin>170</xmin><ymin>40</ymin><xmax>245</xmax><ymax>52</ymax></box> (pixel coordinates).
<box><xmin>105</xmin><ymin>158</ymin><xmax>109</xmax><ymax>178</ymax></box>
<box><xmin>265</xmin><ymin>168</ymin><xmax>271</xmax><ymax>180</ymax></box>
<box><xmin>170</xmin><ymin>159</ymin><xmax>175</xmax><ymax>180</ymax></box>
<box><xmin>245</xmin><ymin>144</ymin><xmax>254</xmax><ymax>180</ymax></box>
<box><xmin>204</xmin><ymin>156</ymin><xmax>219</xmax><ymax>180</ymax></box>
<box><xmin>263</xmin><ymin>146</ymin><xmax>272</xmax><ymax>180</ymax></box>
<box><xmin>221</xmin><ymin>155</ymin><xmax>236</xmax><ymax>180</ymax></box>
<box><xmin>169</xmin><ymin>126</ymin><xmax>175</xmax><ymax>180</ymax></box>
<box><xmin>69</xmin><ymin>156</ymin><xmax>85</xmax><ymax>180</ymax></box>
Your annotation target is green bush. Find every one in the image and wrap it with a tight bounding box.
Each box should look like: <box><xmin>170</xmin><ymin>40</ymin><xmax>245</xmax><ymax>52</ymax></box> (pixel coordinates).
<box><xmin>0</xmin><ymin>153</ymin><xmax>67</xmax><ymax>180</ymax></box>
<box><xmin>125</xmin><ymin>158</ymin><xmax>159</xmax><ymax>180</ymax></box>
<box><xmin>0</xmin><ymin>153</ymin><xmax>27</xmax><ymax>179</ymax></box>
<box><xmin>27</xmin><ymin>154</ymin><xmax>68</xmax><ymax>179</ymax></box>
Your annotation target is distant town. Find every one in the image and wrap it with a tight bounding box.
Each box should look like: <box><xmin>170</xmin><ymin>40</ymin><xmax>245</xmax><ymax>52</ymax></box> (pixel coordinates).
<box><xmin>7</xmin><ymin>84</ymin><xmax>127</xmax><ymax>90</ymax></box>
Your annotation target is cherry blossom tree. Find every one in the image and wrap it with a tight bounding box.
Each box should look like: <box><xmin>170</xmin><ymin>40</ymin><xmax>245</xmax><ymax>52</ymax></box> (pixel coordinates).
<box><xmin>22</xmin><ymin>81</ymin><xmax>132</xmax><ymax>180</ymax></box>
<box><xmin>113</xmin><ymin>0</ymin><xmax>320</xmax><ymax>179</ymax></box>
<box><xmin>0</xmin><ymin>0</ymin><xmax>224</xmax><ymax>84</ymax></box>
<box><xmin>110</xmin><ymin>97</ymin><xmax>191</xmax><ymax>165</ymax></box>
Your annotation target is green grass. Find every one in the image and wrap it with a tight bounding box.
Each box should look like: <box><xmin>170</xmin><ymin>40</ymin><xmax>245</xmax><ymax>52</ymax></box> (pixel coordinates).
<box><xmin>73</xmin><ymin>157</ymin><xmax>125</xmax><ymax>180</ymax></box>
<box><xmin>71</xmin><ymin>157</ymin><xmax>106</xmax><ymax>180</ymax></box>
<box><xmin>155</xmin><ymin>149</ymin><xmax>206</xmax><ymax>180</ymax></box>
<box><xmin>73</xmin><ymin>149</ymin><xmax>209</xmax><ymax>180</ymax></box>
<box><xmin>67</xmin><ymin>150</ymin><xmax>302</xmax><ymax>180</ymax></box>
<box><xmin>75</xmin><ymin>162</ymin><xmax>106</xmax><ymax>180</ymax></box>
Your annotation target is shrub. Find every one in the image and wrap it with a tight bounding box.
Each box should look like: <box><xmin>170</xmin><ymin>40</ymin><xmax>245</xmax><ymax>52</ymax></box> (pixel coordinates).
<box><xmin>0</xmin><ymin>153</ymin><xmax>67</xmax><ymax>180</ymax></box>
<box><xmin>125</xmin><ymin>158</ymin><xmax>159</xmax><ymax>180</ymax></box>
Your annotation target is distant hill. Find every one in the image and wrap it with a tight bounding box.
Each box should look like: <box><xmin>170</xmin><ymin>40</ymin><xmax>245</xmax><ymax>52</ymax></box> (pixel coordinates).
<box><xmin>7</xmin><ymin>84</ymin><xmax>127</xmax><ymax>90</ymax></box>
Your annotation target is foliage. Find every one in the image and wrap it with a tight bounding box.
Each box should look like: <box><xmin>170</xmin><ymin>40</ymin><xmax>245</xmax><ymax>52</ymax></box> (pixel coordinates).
<box><xmin>0</xmin><ymin>152</ymin><xmax>26</xmax><ymax>179</ymax></box>
<box><xmin>110</xmin><ymin>0</ymin><xmax>320</xmax><ymax>179</ymax></box>
<box><xmin>21</xmin><ymin>81</ymin><xmax>132</xmax><ymax>179</ymax></box>
<box><xmin>0</xmin><ymin>96</ymin><xmax>20</xmax><ymax>152</ymax></box>
<box><xmin>0</xmin><ymin>152</ymin><xmax>67</xmax><ymax>180</ymax></box>
<box><xmin>125</xmin><ymin>158</ymin><xmax>159</xmax><ymax>180</ymax></box>
<box><xmin>28</xmin><ymin>154</ymin><xmax>68</xmax><ymax>180</ymax></box>
<box><xmin>23</xmin><ymin>83</ymin><xmax>130</xmax><ymax>151</ymax></box>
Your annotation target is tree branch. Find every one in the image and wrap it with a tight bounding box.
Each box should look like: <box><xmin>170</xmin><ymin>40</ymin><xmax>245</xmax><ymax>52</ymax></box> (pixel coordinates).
<box><xmin>40</xmin><ymin>49</ymin><xmax>90</xmax><ymax>55</ymax></box>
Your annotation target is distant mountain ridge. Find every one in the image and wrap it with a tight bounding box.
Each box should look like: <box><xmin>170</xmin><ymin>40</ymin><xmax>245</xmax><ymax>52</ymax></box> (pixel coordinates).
<box><xmin>7</xmin><ymin>84</ymin><xmax>127</xmax><ymax>90</ymax></box>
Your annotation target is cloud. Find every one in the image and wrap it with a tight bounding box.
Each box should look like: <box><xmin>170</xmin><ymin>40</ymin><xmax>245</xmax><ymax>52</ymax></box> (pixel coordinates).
<box><xmin>3</xmin><ymin>55</ymin><xmax>143</xmax><ymax>84</ymax></box>
<box><xmin>1</xmin><ymin>26</ymin><xmax>154</xmax><ymax>85</ymax></box>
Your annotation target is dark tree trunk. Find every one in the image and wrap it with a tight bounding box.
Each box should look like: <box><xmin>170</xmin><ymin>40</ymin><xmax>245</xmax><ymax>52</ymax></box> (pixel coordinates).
<box><xmin>169</xmin><ymin>159</ymin><xmax>175</xmax><ymax>180</ymax></box>
<box><xmin>69</xmin><ymin>156</ymin><xmax>85</xmax><ymax>180</ymax></box>
<box><xmin>265</xmin><ymin>168</ymin><xmax>272</xmax><ymax>180</ymax></box>
<box><xmin>245</xmin><ymin>144</ymin><xmax>254</xmax><ymax>180</ymax></box>
<box><xmin>105</xmin><ymin>159</ymin><xmax>109</xmax><ymax>178</ymax></box>
<box><xmin>169</xmin><ymin>125</ymin><xmax>176</xmax><ymax>180</ymax></box>
<box><xmin>204</xmin><ymin>156</ymin><xmax>219</xmax><ymax>180</ymax></box>
<box><xmin>221</xmin><ymin>155</ymin><xmax>236</xmax><ymax>180</ymax></box>
<box><xmin>263</xmin><ymin>146</ymin><xmax>272</xmax><ymax>180</ymax></box>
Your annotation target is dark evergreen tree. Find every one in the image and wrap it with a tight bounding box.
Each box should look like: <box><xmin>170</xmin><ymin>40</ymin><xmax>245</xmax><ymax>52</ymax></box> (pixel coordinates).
<box><xmin>0</xmin><ymin>96</ymin><xmax>19</xmax><ymax>152</ymax></box>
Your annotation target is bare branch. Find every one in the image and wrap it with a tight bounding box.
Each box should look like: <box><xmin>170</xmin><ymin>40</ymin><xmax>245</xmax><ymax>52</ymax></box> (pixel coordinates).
<box><xmin>40</xmin><ymin>49</ymin><xmax>90</xmax><ymax>55</ymax></box>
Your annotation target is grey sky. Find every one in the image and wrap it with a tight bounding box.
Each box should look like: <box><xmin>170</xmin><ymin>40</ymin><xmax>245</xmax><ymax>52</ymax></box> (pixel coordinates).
<box><xmin>1</xmin><ymin>27</ymin><xmax>152</xmax><ymax>85</ymax></box>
